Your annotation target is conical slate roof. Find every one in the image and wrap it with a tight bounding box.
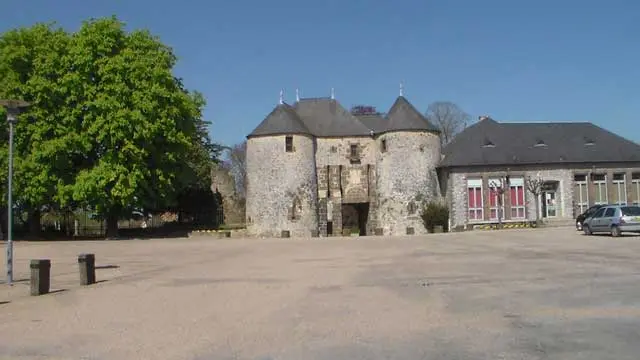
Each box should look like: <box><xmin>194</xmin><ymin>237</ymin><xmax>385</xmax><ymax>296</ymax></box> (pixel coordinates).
<box><xmin>384</xmin><ymin>96</ymin><xmax>440</xmax><ymax>133</ymax></box>
<box><xmin>247</xmin><ymin>103</ymin><xmax>311</xmax><ymax>138</ymax></box>
<box><xmin>247</xmin><ymin>94</ymin><xmax>440</xmax><ymax>137</ymax></box>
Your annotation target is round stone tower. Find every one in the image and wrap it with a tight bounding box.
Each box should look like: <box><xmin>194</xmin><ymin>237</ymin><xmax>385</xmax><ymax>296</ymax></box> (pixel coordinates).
<box><xmin>245</xmin><ymin>103</ymin><xmax>318</xmax><ymax>237</ymax></box>
<box><xmin>376</xmin><ymin>96</ymin><xmax>442</xmax><ymax>235</ymax></box>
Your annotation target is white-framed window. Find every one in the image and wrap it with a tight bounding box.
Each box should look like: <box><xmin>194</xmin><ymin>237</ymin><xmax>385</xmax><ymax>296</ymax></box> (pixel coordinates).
<box><xmin>632</xmin><ymin>173</ymin><xmax>640</xmax><ymax>206</ymax></box>
<box><xmin>509</xmin><ymin>177</ymin><xmax>526</xmax><ymax>219</ymax></box>
<box><xmin>612</xmin><ymin>173</ymin><xmax>627</xmax><ymax>205</ymax></box>
<box><xmin>573</xmin><ymin>174</ymin><xmax>589</xmax><ymax>214</ymax></box>
<box><xmin>467</xmin><ymin>179</ymin><xmax>483</xmax><ymax>221</ymax></box>
<box><xmin>488</xmin><ymin>178</ymin><xmax>505</xmax><ymax>220</ymax></box>
<box><xmin>592</xmin><ymin>174</ymin><xmax>608</xmax><ymax>205</ymax></box>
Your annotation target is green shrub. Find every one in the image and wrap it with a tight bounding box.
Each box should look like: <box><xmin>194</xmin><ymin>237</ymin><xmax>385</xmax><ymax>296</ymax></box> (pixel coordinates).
<box><xmin>421</xmin><ymin>201</ymin><xmax>449</xmax><ymax>232</ymax></box>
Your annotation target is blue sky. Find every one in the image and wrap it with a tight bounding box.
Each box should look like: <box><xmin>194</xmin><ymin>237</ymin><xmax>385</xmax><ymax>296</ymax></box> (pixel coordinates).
<box><xmin>1</xmin><ymin>0</ymin><xmax>639</xmax><ymax>147</ymax></box>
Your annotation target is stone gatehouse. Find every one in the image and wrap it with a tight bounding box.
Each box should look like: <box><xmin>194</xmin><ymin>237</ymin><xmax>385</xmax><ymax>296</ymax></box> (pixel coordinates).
<box><xmin>245</xmin><ymin>92</ymin><xmax>442</xmax><ymax>237</ymax></box>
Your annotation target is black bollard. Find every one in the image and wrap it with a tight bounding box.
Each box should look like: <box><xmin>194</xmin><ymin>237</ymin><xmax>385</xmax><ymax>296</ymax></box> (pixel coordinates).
<box><xmin>78</xmin><ymin>253</ymin><xmax>96</xmax><ymax>286</ymax></box>
<box><xmin>30</xmin><ymin>259</ymin><xmax>51</xmax><ymax>296</ymax></box>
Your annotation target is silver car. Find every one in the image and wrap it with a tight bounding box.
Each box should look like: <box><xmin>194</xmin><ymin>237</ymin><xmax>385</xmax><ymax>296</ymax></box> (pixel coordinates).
<box><xmin>582</xmin><ymin>205</ymin><xmax>640</xmax><ymax>237</ymax></box>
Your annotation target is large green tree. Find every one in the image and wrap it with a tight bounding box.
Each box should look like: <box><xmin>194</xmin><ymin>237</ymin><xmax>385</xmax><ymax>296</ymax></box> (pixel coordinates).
<box><xmin>0</xmin><ymin>17</ymin><xmax>217</xmax><ymax>238</ymax></box>
<box><xmin>0</xmin><ymin>23</ymin><xmax>71</xmax><ymax>236</ymax></box>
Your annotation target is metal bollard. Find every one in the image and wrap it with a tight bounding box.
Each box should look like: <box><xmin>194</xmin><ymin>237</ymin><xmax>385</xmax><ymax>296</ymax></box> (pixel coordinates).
<box><xmin>30</xmin><ymin>259</ymin><xmax>51</xmax><ymax>296</ymax></box>
<box><xmin>78</xmin><ymin>253</ymin><xmax>96</xmax><ymax>286</ymax></box>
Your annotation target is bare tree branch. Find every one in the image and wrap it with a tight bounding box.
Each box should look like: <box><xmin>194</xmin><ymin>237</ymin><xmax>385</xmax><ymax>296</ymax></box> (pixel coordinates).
<box><xmin>525</xmin><ymin>174</ymin><xmax>545</xmax><ymax>224</ymax></box>
<box><xmin>425</xmin><ymin>101</ymin><xmax>470</xmax><ymax>147</ymax></box>
<box><xmin>223</xmin><ymin>141</ymin><xmax>247</xmax><ymax>199</ymax></box>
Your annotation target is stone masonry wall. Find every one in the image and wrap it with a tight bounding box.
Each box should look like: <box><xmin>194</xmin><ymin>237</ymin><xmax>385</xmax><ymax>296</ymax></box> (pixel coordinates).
<box><xmin>315</xmin><ymin>137</ymin><xmax>376</xmax><ymax>236</ymax></box>
<box><xmin>447</xmin><ymin>162</ymin><xmax>640</xmax><ymax>229</ymax></box>
<box><xmin>211</xmin><ymin>165</ymin><xmax>244</xmax><ymax>225</ymax></box>
<box><xmin>376</xmin><ymin>131</ymin><xmax>442</xmax><ymax>235</ymax></box>
<box><xmin>245</xmin><ymin>134</ymin><xmax>318</xmax><ymax>237</ymax></box>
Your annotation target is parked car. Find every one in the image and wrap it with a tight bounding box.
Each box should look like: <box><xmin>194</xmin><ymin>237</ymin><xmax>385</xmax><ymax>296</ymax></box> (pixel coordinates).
<box><xmin>582</xmin><ymin>205</ymin><xmax>640</xmax><ymax>237</ymax></box>
<box><xmin>576</xmin><ymin>204</ymin><xmax>605</xmax><ymax>231</ymax></box>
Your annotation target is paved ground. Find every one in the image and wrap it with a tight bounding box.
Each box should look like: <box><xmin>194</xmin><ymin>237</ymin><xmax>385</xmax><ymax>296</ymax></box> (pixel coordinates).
<box><xmin>1</xmin><ymin>227</ymin><xmax>640</xmax><ymax>359</ymax></box>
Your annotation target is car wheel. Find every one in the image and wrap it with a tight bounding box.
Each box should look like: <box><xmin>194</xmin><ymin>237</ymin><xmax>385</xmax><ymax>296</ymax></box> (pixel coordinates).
<box><xmin>583</xmin><ymin>225</ymin><xmax>592</xmax><ymax>236</ymax></box>
<box><xmin>611</xmin><ymin>226</ymin><xmax>622</xmax><ymax>238</ymax></box>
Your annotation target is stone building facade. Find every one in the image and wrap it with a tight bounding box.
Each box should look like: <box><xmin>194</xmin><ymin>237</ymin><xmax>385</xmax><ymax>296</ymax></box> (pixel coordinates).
<box><xmin>438</xmin><ymin>117</ymin><xmax>640</xmax><ymax>230</ymax></box>
<box><xmin>245</xmin><ymin>93</ymin><xmax>442</xmax><ymax>237</ymax></box>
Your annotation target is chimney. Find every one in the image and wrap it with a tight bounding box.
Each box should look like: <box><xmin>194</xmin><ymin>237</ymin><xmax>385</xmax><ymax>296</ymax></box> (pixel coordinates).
<box><xmin>478</xmin><ymin>115</ymin><xmax>491</xmax><ymax>121</ymax></box>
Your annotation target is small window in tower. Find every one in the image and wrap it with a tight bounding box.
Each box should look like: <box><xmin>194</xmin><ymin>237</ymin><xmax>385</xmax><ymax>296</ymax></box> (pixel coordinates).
<box><xmin>285</xmin><ymin>136</ymin><xmax>293</xmax><ymax>152</ymax></box>
<box><xmin>350</xmin><ymin>144</ymin><xmax>358</xmax><ymax>157</ymax></box>
<box><xmin>350</xmin><ymin>144</ymin><xmax>361</xmax><ymax>164</ymax></box>
<box><xmin>290</xmin><ymin>196</ymin><xmax>302</xmax><ymax>220</ymax></box>
<box><xmin>407</xmin><ymin>201</ymin><xmax>417</xmax><ymax>215</ymax></box>
<box><xmin>381</xmin><ymin>139</ymin><xmax>387</xmax><ymax>153</ymax></box>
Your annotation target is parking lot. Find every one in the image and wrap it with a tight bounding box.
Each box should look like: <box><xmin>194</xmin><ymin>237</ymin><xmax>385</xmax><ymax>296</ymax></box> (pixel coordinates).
<box><xmin>1</xmin><ymin>227</ymin><xmax>640</xmax><ymax>360</ymax></box>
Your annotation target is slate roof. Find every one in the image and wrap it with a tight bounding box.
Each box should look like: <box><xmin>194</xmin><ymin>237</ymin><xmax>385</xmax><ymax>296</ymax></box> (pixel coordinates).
<box><xmin>355</xmin><ymin>113</ymin><xmax>387</xmax><ymax>133</ymax></box>
<box><xmin>439</xmin><ymin>118</ymin><xmax>640</xmax><ymax>168</ymax></box>
<box><xmin>293</xmin><ymin>98</ymin><xmax>373</xmax><ymax>137</ymax></box>
<box><xmin>384</xmin><ymin>96</ymin><xmax>440</xmax><ymax>133</ymax></box>
<box><xmin>247</xmin><ymin>95</ymin><xmax>440</xmax><ymax>138</ymax></box>
<box><xmin>247</xmin><ymin>103</ymin><xmax>311</xmax><ymax>138</ymax></box>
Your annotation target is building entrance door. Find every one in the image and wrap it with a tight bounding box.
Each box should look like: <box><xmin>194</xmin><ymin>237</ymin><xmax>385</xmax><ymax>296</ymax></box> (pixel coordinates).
<box><xmin>544</xmin><ymin>191</ymin><xmax>557</xmax><ymax>218</ymax></box>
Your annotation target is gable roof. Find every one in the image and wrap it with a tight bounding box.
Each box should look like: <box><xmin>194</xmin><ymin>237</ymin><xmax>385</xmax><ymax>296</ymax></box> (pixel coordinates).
<box><xmin>293</xmin><ymin>98</ymin><xmax>373</xmax><ymax>137</ymax></box>
<box><xmin>384</xmin><ymin>96</ymin><xmax>440</xmax><ymax>133</ymax></box>
<box><xmin>439</xmin><ymin>118</ymin><xmax>640</xmax><ymax>167</ymax></box>
<box><xmin>247</xmin><ymin>103</ymin><xmax>311</xmax><ymax>138</ymax></box>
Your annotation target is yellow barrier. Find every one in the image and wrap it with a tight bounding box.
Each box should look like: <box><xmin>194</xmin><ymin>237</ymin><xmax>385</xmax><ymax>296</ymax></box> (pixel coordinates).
<box><xmin>473</xmin><ymin>222</ymin><xmax>533</xmax><ymax>230</ymax></box>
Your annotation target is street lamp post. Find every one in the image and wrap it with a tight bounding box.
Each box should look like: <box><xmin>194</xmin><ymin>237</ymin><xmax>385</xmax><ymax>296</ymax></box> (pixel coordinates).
<box><xmin>0</xmin><ymin>99</ymin><xmax>30</xmax><ymax>285</ymax></box>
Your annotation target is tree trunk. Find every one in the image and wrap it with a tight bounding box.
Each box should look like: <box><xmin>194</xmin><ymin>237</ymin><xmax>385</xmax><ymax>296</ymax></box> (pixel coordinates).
<box><xmin>534</xmin><ymin>193</ymin><xmax>541</xmax><ymax>224</ymax></box>
<box><xmin>105</xmin><ymin>212</ymin><xmax>119</xmax><ymax>239</ymax></box>
<box><xmin>28</xmin><ymin>208</ymin><xmax>41</xmax><ymax>238</ymax></box>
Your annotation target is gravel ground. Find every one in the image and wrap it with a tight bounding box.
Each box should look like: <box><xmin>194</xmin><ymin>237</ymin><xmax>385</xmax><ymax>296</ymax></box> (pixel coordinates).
<box><xmin>1</xmin><ymin>227</ymin><xmax>640</xmax><ymax>360</ymax></box>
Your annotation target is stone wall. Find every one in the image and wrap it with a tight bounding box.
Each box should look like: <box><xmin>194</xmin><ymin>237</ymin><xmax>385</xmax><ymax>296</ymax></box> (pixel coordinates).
<box><xmin>211</xmin><ymin>165</ymin><xmax>245</xmax><ymax>225</ymax></box>
<box><xmin>445</xmin><ymin>162</ymin><xmax>640</xmax><ymax>229</ymax></box>
<box><xmin>315</xmin><ymin>137</ymin><xmax>376</xmax><ymax>236</ymax></box>
<box><xmin>376</xmin><ymin>131</ymin><xmax>442</xmax><ymax>235</ymax></box>
<box><xmin>245</xmin><ymin>134</ymin><xmax>318</xmax><ymax>237</ymax></box>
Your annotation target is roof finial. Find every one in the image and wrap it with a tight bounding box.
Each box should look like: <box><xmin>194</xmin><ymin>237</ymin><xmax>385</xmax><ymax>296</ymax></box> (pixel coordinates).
<box><xmin>399</xmin><ymin>82</ymin><xmax>404</xmax><ymax>97</ymax></box>
<box><xmin>296</xmin><ymin>88</ymin><xmax>300</xmax><ymax>102</ymax></box>
<box><xmin>279</xmin><ymin>89</ymin><xmax>284</xmax><ymax>105</ymax></box>
<box><xmin>330</xmin><ymin>87</ymin><xmax>335</xmax><ymax>100</ymax></box>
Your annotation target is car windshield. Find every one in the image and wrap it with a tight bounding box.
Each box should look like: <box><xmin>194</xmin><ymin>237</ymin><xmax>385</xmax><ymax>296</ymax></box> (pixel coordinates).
<box><xmin>621</xmin><ymin>206</ymin><xmax>640</xmax><ymax>216</ymax></box>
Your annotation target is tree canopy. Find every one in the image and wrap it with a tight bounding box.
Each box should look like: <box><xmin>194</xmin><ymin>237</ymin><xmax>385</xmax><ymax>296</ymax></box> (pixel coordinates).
<box><xmin>425</xmin><ymin>101</ymin><xmax>470</xmax><ymax>148</ymax></box>
<box><xmin>0</xmin><ymin>17</ymin><xmax>217</xmax><ymax>238</ymax></box>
